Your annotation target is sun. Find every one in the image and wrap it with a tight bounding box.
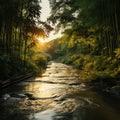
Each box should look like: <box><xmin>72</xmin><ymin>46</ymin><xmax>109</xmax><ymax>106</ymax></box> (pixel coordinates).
<box><xmin>37</xmin><ymin>37</ymin><xmax>46</xmax><ymax>43</ymax></box>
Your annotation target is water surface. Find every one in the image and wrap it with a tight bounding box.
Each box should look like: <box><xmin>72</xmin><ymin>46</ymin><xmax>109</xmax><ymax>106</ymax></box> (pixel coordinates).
<box><xmin>0</xmin><ymin>62</ymin><xmax>120</xmax><ymax>120</ymax></box>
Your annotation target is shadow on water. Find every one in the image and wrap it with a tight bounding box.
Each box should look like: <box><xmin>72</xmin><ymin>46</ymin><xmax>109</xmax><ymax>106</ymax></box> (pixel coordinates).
<box><xmin>0</xmin><ymin>108</ymin><xmax>29</xmax><ymax>120</ymax></box>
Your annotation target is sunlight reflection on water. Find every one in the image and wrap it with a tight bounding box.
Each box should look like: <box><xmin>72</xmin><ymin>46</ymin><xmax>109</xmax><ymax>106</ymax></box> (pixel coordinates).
<box><xmin>29</xmin><ymin>110</ymin><xmax>56</xmax><ymax>120</ymax></box>
<box><xmin>0</xmin><ymin>62</ymin><xmax>120</xmax><ymax>120</ymax></box>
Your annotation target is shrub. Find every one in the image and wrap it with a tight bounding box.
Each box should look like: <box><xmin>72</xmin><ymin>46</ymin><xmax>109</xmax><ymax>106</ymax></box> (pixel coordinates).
<box><xmin>114</xmin><ymin>48</ymin><xmax>120</xmax><ymax>59</ymax></box>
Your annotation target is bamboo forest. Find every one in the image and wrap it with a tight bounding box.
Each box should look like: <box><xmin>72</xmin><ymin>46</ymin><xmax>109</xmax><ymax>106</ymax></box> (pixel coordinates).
<box><xmin>0</xmin><ymin>0</ymin><xmax>120</xmax><ymax>120</ymax></box>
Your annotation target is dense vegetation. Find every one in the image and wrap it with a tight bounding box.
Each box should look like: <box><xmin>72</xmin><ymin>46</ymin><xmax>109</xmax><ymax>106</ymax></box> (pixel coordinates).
<box><xmin>0</xmin><ymin>0</ymin><xmax>120</xmax><ymax>95</ymax></box>
<box><xmin>0</xmin><ymin>0</ymin><xmax>51</xmax><ymax>80</ymax></box>
<box><xmin>47</xmin><ymin>0</ymin><xmax>120</xmax><ymax>80</ymax></box>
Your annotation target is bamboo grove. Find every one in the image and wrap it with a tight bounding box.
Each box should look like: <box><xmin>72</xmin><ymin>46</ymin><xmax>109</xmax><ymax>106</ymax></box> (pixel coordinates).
<box><xmin>0</xmin><ymin>0</ymin><xmax>47</xmax><ymax>79</ymax></box>
<box><xmin>49</xmin><ymin>0</ymin><xmax>120</xmax><ymax>58</ymax></box>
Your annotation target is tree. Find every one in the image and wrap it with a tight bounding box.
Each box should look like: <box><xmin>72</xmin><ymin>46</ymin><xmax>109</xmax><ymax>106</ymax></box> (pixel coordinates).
<box><xmin>0</xmin><ymin>0</ymin><xmax>50</xmax><ymax>79</ymax></box>
<box><xmin>48</xmin><ymin>0</ymin><xmax>120</xmax><ymax>57</ymax></box>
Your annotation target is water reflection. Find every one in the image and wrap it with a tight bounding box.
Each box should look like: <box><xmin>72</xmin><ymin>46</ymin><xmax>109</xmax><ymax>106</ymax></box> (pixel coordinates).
<box><xmin>30</xmin><ymin>110</ymin><xmax>56</xmax><ymax>120</ymax></box>
<box><xmin>30</xmin><ymin>107</ymin><xmax>115</xmax><ymax>120</ymax></box>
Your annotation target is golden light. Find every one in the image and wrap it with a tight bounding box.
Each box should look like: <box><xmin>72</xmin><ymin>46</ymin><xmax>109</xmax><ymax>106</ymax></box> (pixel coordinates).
<box><xmin>37</xmin><ymin>37</ymin><xmax>46</xmax><ymax>43</ymax></box>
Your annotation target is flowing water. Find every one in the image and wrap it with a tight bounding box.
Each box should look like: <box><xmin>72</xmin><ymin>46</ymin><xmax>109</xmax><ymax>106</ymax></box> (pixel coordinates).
<box><xmin>0</xmin><ymin>61</ymin><xmax>120</xmax><ymax>120</ymax></box>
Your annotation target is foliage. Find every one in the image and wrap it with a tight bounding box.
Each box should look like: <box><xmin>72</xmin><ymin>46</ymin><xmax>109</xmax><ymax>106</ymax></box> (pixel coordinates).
<box><xmin>0</xmin><ymin>0</ymin><xmax>51</xmax><ymax>80</ymax></box>
<box><xmin>47</xmin><ymin>0</ymin><xmax>120</xmax><ymax>81</ymax></box>
<box><xmin>49</xmin><ymin>0</ymin><xmax>120</xmax><ymax>57</ymax></box>
<box><xmin>114</xmin><ymin>48</ymin><xmax>120</xmax><ymax>59</ymax></box>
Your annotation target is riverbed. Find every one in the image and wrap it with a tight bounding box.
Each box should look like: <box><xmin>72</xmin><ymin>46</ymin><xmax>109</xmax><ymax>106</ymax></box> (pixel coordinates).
<box><xmin>0</xmin><ymin>61</ymin><xmax>120</xmax><ymax>120</ymax></box>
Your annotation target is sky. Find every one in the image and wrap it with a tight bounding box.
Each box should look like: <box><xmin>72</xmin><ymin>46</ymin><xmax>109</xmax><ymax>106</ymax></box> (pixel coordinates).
<box><xmin>40</xmin><ymin>0</ymin><xmax>51</xmax><ymax>22</ymax></box>
<box><xmin>40</xmin><ymin>0</ymin><xmax>62</xmax><ymax>41</ymax></box>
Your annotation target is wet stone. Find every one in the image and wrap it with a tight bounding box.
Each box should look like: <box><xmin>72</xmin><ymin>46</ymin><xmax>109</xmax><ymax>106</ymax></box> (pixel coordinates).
<box><xmin>10</xmin><ymin>93</ymin><xmax>27</xmax><ymax>99</ymax></box>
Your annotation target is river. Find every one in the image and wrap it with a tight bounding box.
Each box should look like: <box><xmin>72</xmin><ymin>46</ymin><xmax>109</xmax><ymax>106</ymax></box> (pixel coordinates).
<box><xmin>0</xmin><ymin>61</ymin><xmax>120</xmax><ymax>120</ymax></box>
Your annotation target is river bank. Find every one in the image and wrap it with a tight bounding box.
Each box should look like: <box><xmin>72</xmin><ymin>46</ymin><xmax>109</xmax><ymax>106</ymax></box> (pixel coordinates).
<box><xmin>85</xmin><ymin>77</ymin><xmax>120</xmax><ymax>99</ymax></box>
